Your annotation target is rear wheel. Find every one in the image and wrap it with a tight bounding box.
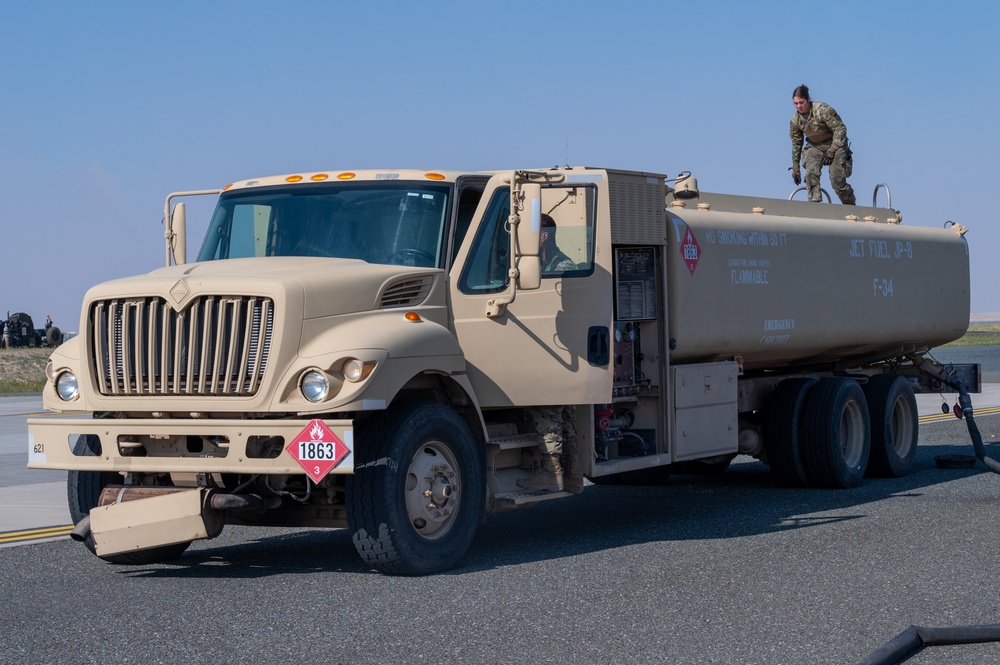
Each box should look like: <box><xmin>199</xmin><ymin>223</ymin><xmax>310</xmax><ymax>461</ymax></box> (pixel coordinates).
<box><xmin>764</xmin><ymin>378</ymin><xmax>816</xmax><ymax>487</ymax></box>
<box><xmin>802</xmin><ymin>378</ymin><xmax>870</xmax><ymax>489</ymax></box>
<box><xmin>67</xmin><ymin>435</ymin><xmax>191</xmax><ymax>564</ymax></box>
<box><xmin>864</xmin><ymin>375</ymin><xmax>918</xmax><ymax>477</ymax></box>
<box><xmin>347</xmin><ymin>401</ymin><xmax>485</xmax><ymax>575</ymax></box>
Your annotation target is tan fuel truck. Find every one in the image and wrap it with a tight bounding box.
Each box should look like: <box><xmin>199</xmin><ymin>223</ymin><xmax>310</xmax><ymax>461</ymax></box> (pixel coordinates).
<box><xmin>27</xmin><ymin>167</ymin><xmax>978</xmax><ymax>575</ymax></box>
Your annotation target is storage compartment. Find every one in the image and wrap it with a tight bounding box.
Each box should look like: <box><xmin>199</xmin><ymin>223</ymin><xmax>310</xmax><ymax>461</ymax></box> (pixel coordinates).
<box><xmin>673</xmin><ymin>361</ymin><xmax>738</xmax><ymax>460</ymax></box>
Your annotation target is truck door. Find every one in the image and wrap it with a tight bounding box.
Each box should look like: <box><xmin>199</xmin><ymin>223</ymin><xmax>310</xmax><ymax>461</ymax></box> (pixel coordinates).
<box><xmin>449</xmin><ymin>173</ymin><xmax>613</xmax><ymax>408</ymax></box>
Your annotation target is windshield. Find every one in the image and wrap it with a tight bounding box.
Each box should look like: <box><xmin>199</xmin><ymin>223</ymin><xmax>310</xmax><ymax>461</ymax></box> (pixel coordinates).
<box><xmin>196</xmin><ymin>182</ymin><xmax>451</xmax><ymax>268</ymax></box>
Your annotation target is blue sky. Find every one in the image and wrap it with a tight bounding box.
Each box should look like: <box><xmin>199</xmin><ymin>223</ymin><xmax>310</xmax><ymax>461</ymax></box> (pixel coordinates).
<box><xmin>2</xmin><ymin>1</ymin><xmax>998</xmax><ymax>331</ymax></box>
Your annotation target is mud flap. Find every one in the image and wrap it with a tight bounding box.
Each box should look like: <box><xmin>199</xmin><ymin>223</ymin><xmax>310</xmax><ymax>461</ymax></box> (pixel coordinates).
<box><xmin>89</xmin><ymin>488</ymin><xmax>221</xmax><ymax>557</ymax></box>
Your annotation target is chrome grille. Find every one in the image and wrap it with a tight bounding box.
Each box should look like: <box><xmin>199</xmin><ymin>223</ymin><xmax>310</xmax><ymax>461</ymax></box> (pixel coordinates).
<box><xmin>91</xmin><ymin>296</ymin><xmax>274</xmax><ymax>396</ymax></box>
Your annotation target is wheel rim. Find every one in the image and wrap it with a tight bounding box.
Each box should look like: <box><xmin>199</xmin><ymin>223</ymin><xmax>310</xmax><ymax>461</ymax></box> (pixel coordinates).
<box><xmin>839</xmin><ymin>400</ymin><xmax>866</xmax><ymax>468</ymax></box>
<box><xmin>890</xmin><ymin>394</ymin><xmax>915</xmax><ymax>456</ymax></box>
<box><xmin>404</xmin><ymin>441</ymin><xmax>461</xmax><ymax>541</ymax></box>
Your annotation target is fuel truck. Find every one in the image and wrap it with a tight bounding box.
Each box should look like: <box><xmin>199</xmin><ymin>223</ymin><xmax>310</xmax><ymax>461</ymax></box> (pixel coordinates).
<box><xmin>27</xmin><ymin>167</ymin><xmax>977</xmax><ymax>575</ymax></box>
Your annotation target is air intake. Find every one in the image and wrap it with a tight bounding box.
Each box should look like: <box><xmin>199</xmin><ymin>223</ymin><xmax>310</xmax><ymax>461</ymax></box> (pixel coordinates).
<box><xmin>379</xmin><ymin>276</ymin><xmax>433</xmax><ymax>309</ymax></box>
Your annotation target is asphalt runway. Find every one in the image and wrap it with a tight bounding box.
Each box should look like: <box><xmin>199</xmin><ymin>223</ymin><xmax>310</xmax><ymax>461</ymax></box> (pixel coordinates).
<box><xmin>2</xmin><ymin>395</ymin><xmax>1000</xmax><ymax>662</ymax></box>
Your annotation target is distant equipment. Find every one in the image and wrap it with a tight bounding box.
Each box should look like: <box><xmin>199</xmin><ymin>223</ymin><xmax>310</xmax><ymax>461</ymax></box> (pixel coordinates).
<box><xmin>2</xmin><ymin>311</ymin><xmax>62</xmax><ymax>347</ymax></box>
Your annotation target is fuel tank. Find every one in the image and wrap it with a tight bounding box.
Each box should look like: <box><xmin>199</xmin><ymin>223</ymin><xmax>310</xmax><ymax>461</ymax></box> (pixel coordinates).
<box><xmin>663</xmin><ymin>194</ymin><xmax>970</xmax><ymax>371</ymax></box>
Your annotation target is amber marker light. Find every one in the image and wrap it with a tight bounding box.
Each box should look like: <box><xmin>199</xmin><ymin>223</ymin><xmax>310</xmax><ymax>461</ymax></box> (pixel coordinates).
<box><xmin>424</xmin><ymin>172</ymin><xmax>446</xmax><ymax>181</ymax></box>
<box><xmin>337</xmin><ymin>172</ymin><xmax>356</xmax><ymax>180</ymax></box>
<box><xmin>311</xmin><ymin>173</ymin><xmax>329</xmax><ymax>181</ymax></box>
<box><xmin>223</xmin><ymin>183</ymin><xmax>234</xmax><ymax>191</ymax></box>
<box><xmin>404</xmin><ymin>312</ymin><xmax>422</xmax><ymax>322</ymax></box>
<box><xmin>286</xmin><ymin>175</ymin><xmax>304</xmax><ymax>182</ymax></box>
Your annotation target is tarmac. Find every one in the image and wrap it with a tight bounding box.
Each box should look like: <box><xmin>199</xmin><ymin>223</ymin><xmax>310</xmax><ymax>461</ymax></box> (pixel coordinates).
<box><xmin>3</xmin><ymin>385</ymin><xmax>1000</xmax><ymax>546</ymax></box>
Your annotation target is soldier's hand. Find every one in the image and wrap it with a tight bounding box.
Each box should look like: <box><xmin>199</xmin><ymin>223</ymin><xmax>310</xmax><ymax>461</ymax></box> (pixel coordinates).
<box><xmin>791</xmin><ymin>165</ymin><xmax>801</xmax><ymax>185</ymax></box>
<box><xmin>822</xmin><ymin>149</ymin><xmax>836</xmax><ymax>166</ymax></box>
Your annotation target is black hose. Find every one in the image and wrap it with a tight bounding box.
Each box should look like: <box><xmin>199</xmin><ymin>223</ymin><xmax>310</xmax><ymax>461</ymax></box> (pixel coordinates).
<box><xmin>950</xmin><ymin>381</ymin><xmax>1000</xmax><ymax>474</ymax></box>
<box><xmin>857</xmin><ymin>623</ymin><xmax>1000</xmax><ymax>664</ymax></box>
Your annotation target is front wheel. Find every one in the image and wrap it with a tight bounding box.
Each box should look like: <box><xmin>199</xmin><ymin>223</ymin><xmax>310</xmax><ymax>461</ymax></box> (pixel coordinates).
<box><xmin>347</xmin><ymin>401</ymin><xmax>485</xmax><ymax>575</ymax></box>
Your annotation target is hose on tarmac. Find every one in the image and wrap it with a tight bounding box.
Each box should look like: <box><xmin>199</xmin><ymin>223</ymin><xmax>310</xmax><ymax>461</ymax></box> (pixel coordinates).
<box><xmin>857</xmin><ymin>623</ymin><xmax>1000</xmax><ymax>664</ymax></box>
<box><xmin>950</xmin><ymin>380</ymin><xmax>1000</xmax><ymax>474</ymax></box>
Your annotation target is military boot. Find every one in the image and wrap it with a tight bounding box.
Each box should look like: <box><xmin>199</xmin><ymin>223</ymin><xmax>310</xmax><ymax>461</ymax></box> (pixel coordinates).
<box><xmin>562</xmin><ymin>452</ymin><xmax>584</xmax><ymax>495</ymax></box>
<box><xmin>517</xmin><ymin>454</ymin><xmax>564</xmax><ymax>492</ymax></box>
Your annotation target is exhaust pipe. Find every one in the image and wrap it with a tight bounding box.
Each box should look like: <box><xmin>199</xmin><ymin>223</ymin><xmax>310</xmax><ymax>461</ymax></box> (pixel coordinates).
<box><xmin>69</xmin><ymin>515</ymin><xmax>91</xmax><ymax>542</ymax></box>
<box><xmin>209</xmin><ymin>493</ymin><xmax>282</xmax><ymax>511</ymax></box>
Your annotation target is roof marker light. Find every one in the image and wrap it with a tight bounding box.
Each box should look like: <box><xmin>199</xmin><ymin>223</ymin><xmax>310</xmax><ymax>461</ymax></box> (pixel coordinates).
<box><xmin>425</xmin><ymin>172</ymin><xmax>446</xmax><ymax>181</ymax></box>
<box><xmin>311</xmin><ymin>173</ymin><xmax>329</xmax><ymax>181</ymax></box>
<box><xmin>286</xmin><ymin>175</ymin><xmax>304</xmax><ymax>183</ymax></box>
<box><xmin>337</xmin><ymin>172</ymin><xmax>356</xmax><ymax>180</ymax></box>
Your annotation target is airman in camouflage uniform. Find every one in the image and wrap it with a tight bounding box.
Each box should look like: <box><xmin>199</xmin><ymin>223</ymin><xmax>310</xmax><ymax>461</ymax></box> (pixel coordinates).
<box><xmin>516</xmin><ymin>214</ymin><xmax>584</xmax><ymax>494</ymax></box>
<box><xmin>789</xmin><ymin>84</ymin><xmax>856</xmax><ymax>205</ymax></box>
<box><xmin>538</xmin><ymin>213</ymin><xmax>578</xmax><ymax>275</ymax></box>
<box><xmin>517</xmin><ymin>405</ymin><xmax>583</xmax><ymax>493</ymax></box>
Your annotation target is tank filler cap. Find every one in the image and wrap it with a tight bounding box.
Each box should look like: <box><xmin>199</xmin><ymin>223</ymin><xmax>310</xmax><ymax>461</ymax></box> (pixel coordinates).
<box><xmin>845</xmin><ymin>214</ymin><xmax>860</xmax><ymax>222</ymax></box>
<box><xmin>863</xmin><ymin>215</ymin><xmax>877</xmax><ymax>223</ymax></box>
<box><xmin>752</xmin><ymin>207</ymin><xmax>765</xmax><ymax>215</ymax></box>
<box><xmin>670</xmin><ymin>200</ymin><xmax>687</xmax><ymax>209</ymax></box>
<box><xmin>697</xmin><ymin>202</ymin><xmax>711</xmax><ymax>211</ymax></box>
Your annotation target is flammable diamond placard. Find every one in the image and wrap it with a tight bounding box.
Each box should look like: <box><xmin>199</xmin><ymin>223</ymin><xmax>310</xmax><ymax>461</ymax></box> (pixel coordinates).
<box><xmin>286</xmin><ymin>419</ymin><xmax>350</xmax><ymax>483</ymax></box>
<box><xmin>681</xmin><ymin>226</ymin><xmax>701</xmax><ymax>276</ymax></box>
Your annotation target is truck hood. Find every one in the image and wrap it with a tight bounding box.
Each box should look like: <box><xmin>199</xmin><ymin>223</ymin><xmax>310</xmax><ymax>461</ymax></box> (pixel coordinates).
<box><xmin>82</xmin><ymin>257</ymin><xmax>442</xmax><ymax>320</ymax></box>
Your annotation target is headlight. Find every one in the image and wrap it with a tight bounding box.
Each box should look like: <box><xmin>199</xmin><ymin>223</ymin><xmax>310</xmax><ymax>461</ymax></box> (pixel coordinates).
<box><xmin>300</xmin><ymin>370</ymin><xmax>330</xmax><ymax>403</ymax></box>
<box><xmin>55</xmin><ymin>371</ymin><xmax>79</xmax><ymax>402</ymax></box>
<box><xmin>343</xmin><ymin>358</ymin><xmax>376</xmax><ymax>383</ymax></box>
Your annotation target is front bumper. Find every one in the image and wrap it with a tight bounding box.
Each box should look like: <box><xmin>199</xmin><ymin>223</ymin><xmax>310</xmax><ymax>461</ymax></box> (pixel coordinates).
<box><xmin>27</xmin><ymin>417</ymin><xmax>355</xmax><ymax>475</ymax></box>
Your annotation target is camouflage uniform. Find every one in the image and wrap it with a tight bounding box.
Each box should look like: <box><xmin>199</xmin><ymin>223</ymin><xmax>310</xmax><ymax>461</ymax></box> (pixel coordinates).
<box><xmin>520</xmin><ymin>405</ymin><xmax>582</xmax><ymax>494</ymax></box>
<box><xmin>528</xmin><ymin>405</ymin><xmax>578</xmax><ymax>457</ymax></box>
<box><xmin>542</xmin><ymin>248</ymin><xmax>577</xmax><ymax>275</ymax></box>
<box><xmin>790</xmin><ymin>101</ymin><xmax>856</xmax><ymax>205</ymax></box>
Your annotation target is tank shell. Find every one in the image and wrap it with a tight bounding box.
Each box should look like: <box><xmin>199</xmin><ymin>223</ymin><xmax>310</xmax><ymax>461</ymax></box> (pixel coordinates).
<box><xmin>665</xmin><ymin>205</ymin><xmax>970</xmax><ymax>371</ymax></box>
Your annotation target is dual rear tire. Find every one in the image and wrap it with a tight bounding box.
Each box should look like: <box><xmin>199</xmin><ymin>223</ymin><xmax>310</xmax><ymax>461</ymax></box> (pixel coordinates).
<box><xmin>766</xmin><ymin>375</ymin><xmax>917</xmax><ymax>489</ymax></box>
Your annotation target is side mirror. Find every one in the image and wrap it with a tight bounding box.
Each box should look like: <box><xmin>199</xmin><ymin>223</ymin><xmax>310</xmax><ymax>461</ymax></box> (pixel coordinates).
<box><xmin>516</xmin><ymin>255</ymin><xmax>540</xmax><ymax>290</ymax></box>
<box><xmin>516</xmin><ymin>184</ymin><xmax>541</xmax><ymax>258</ymax></box>
<box><xmin>170</xmin><ymin>202</ymin><xmax>187</xmax><ymax>265</ymax></box>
